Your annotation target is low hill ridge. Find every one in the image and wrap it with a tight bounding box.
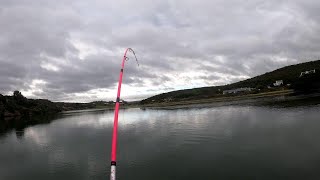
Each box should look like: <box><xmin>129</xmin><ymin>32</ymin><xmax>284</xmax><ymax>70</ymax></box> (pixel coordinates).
<box><xmin>141</xmin><ymin>60</ymin><xmax>320</xmax><ymax>104</ymax></box>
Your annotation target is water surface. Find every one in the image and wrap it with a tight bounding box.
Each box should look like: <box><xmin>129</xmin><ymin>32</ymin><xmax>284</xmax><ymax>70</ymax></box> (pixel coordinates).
<box><xmin>1</xmin><ymin>105</ymin><xmax>320</xmax><ymax>180</ymax></box>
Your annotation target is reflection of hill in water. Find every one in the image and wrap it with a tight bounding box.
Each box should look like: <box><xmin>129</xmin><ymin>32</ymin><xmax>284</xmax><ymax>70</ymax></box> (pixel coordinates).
<box><xmin>262</xmin><ymin>94</ymin><xmax>320</xmax><ymax>108</ymax></box>
<box><xmin>0</xmin><ymin>114</ymin><xmax>61</xmax><ymax>138</ymax></box>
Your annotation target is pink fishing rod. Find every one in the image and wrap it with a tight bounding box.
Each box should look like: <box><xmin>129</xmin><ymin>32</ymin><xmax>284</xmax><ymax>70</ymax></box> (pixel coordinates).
<box><xmin>110</xmin><ymin>48</ymin><xmax>139</xmax><ymax>180</ymax></box>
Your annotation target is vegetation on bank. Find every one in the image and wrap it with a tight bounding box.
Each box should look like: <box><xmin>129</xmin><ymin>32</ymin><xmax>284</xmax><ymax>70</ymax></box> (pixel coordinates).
<box><xmin>141</xmin><ymin>60</ymin><xmax>320</xmax><ymax>104</ymax></box>
<box><xmin>0</xmin><ymin>91</ymin><xmax>138</xmax><ymax>120</ymax></box>
<box><xmin>139</xmin><ymin>90</ymin><xmax>293</xmax><ymax>109</ymax></box>
<box><xmin>0</xmin><ymin>91</ymin><xmax>61</xmax><ymax>119</ymax></box>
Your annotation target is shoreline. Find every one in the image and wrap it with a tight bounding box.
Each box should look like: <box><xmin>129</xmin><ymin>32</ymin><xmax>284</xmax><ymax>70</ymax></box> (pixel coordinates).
<box><xmin>2</xmin><ymin>90</ymin><xmax>320</xmax><ymax>135</ymax></box>
<box><xmin>61</xmin><ymin>90</ymin><xmax>320</xmax><ymax>112</ymax></box>
<box><xmin>140</xmin><ymin>89</ymin><xmax>294</xmax><ymax>109</ymax></box>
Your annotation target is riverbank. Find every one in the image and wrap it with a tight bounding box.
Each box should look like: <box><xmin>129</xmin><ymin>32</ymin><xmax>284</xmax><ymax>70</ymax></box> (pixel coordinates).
<box><xmin>140</xmin><ymin>89</ymin><xmax>294</xmax><ymax>109</ymax></box>
<box><xmin>62</xmin><ymin>89</ymin><xmax>318</xmax><ymax>111</ymax></box>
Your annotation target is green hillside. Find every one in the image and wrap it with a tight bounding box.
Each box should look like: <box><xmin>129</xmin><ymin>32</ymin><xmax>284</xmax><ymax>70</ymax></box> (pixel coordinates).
<box><xmin>141</xmin><ymin>60</ymin><xmax>320</xmax><ymax>104</ymax></box>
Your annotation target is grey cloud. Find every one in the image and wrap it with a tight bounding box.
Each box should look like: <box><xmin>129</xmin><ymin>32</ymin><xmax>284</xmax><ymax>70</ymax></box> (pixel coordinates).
<box><xmin>1</xmin><ymin>0</ymin><xmax>320</xmax><ymax>101</ymax></box>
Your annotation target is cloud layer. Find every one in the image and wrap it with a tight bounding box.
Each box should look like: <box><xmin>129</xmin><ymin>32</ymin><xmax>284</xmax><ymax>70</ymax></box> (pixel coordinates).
<box><xmin>1</xmin><ymin>0</ymin><xmax>320</xmax><ymax>102</ymax></box>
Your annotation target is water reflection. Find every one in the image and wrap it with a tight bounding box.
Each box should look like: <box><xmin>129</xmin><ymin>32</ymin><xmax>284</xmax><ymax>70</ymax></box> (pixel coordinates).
<box><xmin>0</xmin><ymin>114</ymin><xmax>61</xmax><ymax>138</ymax></box>
<box><xmin>1</xmin><ymin>105</ymin><xmax>320</xmax><ymax>180</ymax></box>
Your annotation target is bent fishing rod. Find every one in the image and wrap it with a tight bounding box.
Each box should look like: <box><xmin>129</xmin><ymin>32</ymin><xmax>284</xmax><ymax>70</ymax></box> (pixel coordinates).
<box><xmin>110</xmin><ymin>48</ymin><xmax>139</xmax><ymax>180</ymax></box>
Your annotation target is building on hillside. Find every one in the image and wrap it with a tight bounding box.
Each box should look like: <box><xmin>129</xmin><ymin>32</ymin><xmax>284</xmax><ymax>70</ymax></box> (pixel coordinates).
<box><xmin>273</xmin><ymin>80</ymin><xmax>283</xmax><ymax>87</ymax></box>
<box><xmin>300</xmin><ymin>69</ymin><xmax>316</xmax><ymax>77</ymax></box>
<box><xmin>223</xmin><ymin>87</ymin><xmax>253</xmax><ymax>95</ymax></box>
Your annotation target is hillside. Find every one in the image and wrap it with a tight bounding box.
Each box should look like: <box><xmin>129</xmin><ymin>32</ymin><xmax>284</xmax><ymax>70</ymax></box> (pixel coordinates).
<box><xmin>0</xmin><ymin>91</ymin><xmax>133</xmax><ymax>120</ymax></box>
<box><xmin>141</xmin><ymin>60</ymin><xmax>320</xmax><ymax>104</ymax></box>
<box><xmin>0</xmin><ymin>91</ymin><xmax>62</xmax><ymax>119</ymax></box>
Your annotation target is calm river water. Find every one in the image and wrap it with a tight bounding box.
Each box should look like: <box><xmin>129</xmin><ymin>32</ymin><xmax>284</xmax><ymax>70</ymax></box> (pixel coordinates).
<box><xmin>1</xmin><ymin>104</ymin><xmax>320</xmax><ymax>180</ymax></box>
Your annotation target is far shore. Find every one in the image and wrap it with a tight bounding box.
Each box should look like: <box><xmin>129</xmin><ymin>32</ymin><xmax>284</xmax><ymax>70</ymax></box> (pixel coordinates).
<box><xmin>2</xmin><ymin>89</ymin><xmax>319</xmax><ymax>135</ymax></box>
<box><xmin>139</xmin><ymin>89</ymin><xmax>294</xmax><ymax>109</ymax></box>
<box><xmin>60</xmin><ymin>89</ymin><xmax>320</xmax><ymax>113</ymax></box>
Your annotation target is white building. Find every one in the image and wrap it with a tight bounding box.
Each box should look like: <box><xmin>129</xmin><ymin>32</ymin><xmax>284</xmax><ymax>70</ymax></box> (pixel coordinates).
<box><xmin>273</xmin><ymin>80</ymin><xmax>283</xmax><ymax>87</ymax></box>
<box><xmin>223</xmin><ymin>87</ymin><xmax>253</xmax><ymax>95</ymax></box>
<box><xmin>300</xmin><ymin>69</ymin><xmax>316</xmax><ymax>77</ymax></box>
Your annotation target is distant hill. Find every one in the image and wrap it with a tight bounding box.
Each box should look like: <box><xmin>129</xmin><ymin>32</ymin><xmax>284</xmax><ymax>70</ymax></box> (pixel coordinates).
<box><xmin>141</xmin><ymin>60</ymin><xmax>320</xmax><ymax>104</ymax></box>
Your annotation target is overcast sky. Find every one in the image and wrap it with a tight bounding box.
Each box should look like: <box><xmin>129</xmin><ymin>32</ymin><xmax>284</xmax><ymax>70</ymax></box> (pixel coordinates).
<box><xmin>1</xmin><ymin>0</ymin><xmax>320</xmax><ymax>102</ymax></box>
